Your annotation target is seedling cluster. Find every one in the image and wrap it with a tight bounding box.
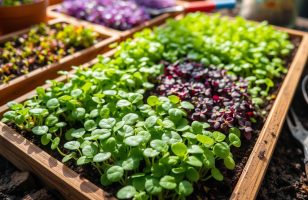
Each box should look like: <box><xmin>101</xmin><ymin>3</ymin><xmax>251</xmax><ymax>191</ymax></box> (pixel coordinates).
<box><xmin>0</xmin><ymin>23</ymin><xmax>98</xmax><ymax>84</ymax></box>
<box><xmin>2</xmin><ymin>13</ymin><xmax>293</xmax><ymax>199</ymax></box>
<box><xmin>0</xmin><ymin>0</ymin><xmax>37</xmax><ymax>6</ymax></box>
<box><xmin>155</xmin><ymin>60</ymin><xmax>255</xmax><ymax>140</ymax></box>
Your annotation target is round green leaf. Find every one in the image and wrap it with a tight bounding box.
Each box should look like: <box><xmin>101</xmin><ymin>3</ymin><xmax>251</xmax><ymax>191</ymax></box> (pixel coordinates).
<box><xmin>99</xmin><ymin>118</ymin><xmax>116</xmax><ymax>129</ymax></box>
<box><xmin>188</xmin><ymin>145</ymin><xmax>204</xmax><ymax>154</ymax></box>
<box><xmin>124</xmin><ymin>135</ymin><xmax>144</xmax><ymax>147</ymax></box>
<box><xmin>169</xmin><ymin>108</ymin><xmax>184</xmax><ymax>121</ymax></box>
<box><xmin>56</xmin><ymin>122</ymin><xmax>67</xmax><ymax>128</ymax></box>
<box><xmin>93</xmin><ymin>152</ymin><xmax>111</xmax><ymax>162</ymax></box>
<box><xmin>180</xmin><ymin>101</ymin><xmax>194</xmax><ymax>110</ymax></box>
<box><xmin>45</xmin><ymin>115</ymin><xmax>58</xmax><ymax>126</ymax></box>
<box><xmin>84</xmin><ymin>120</ymin><xmax>97</xmax><ymax>131</ymax></box>
<box><xmin>32</xmin><ymin>126</ymin><xmax>48</xmax><ymax>135</ymax></box>
<box><xmin>71</xmin><ymin>128</ymin><xmax>86</xmax><ymax>138</ymax></box>
<box><xmin>46</xmin><ymin>98</ymin><xmax>60</xmax><ymax>109</ymax></box>
<box><xmin>117</xmin><ymin>186</ymin><xmax>137</xmax><ymax>199</ymax></box>
<box><xmin>186</xmin><ymin>167</ymin><xmax>199</xmax><ymax>182</ymax></box>
<box><xmin>29</xmin><ymin>108</ymin><xmax>45</xmax><ymax>116</ymax></box>
<box><xmin>224</xmin><ymin>155</ymin><xmax>235</xmax><ymax>170</ymax></box>
<box><xmin>177</xmin><ymin>181</ymin><xmax>193</xmax><ymax>196</ymax></box>
<box><xmin>150</xmin><ymin>140</ymin><xmax>168</xmax><ymax>152</ymax></box>
<box><xmin>128</xmin><ymin>93</ymin><xmax>143</xmax><ymax>104</ymax></box>
<box><xmin>122</xmin><ymin>113</ymin><xmax>139</xmax><ymax>125</ymax></box>
<box><xmin>51</xmin><ymin>137</ymin><xmax>60</xmax><ymax>150</ymax></box>
<box><xmin>41</xmin><ymin>133</ymin><xmax>52</xmax><ymax>145</ymax></box>
<box><xmin>159</xmin><ymin>175</ymin><xmax>177</xmax><ymax>190</ymax></box>
<box><xmin>64</xmin><ymin>141</ymin><xmax>80</xmax><ymax>150</ymax></box>
<box><xmin>122</xmin><ymin>157</ymin><xmax>140</xmax><ymax>171</ymax></box>
<box><xmin>100</xmin><ymin>174</ymin><xmax>112</xmax><ymax>186</ymax></box>
<box><xmin>213</xmin><ymin>142</ymin><xmax>230</xmax><ymax>158</ymax></box>
<box><xmin>62</xmin><ymin>152</ymin><xmax>76</xmax><ymax>163</ymax></box>
<box><xmin>196</xmin><ymin>134</ymin><xmax>214</xmax><ymax>146</ymax></box>
<box><xmin>213</xmin><ymin>131</ymin><xmax>226</xmax><ymax>142</ymax></box>
<box><xmin>229</xmin><ymin>127</ymin><xmax>241</xmax><ymax>137</ymax></box>
<box><xmin>192</xmin><ymin>121</ymin><xmax>203</xmax><ymax>134</ymax></box>
<box><xmin>91</xmin><ymin>129</ymin><xmax>111</xmax><ymax>140</ymax></box>
<box><xmin>71</xmin><ymin>89</ymin><xmax>83</xmax><ymax>98</ymax></box>
<box><xmin>186</xmin><ymin>156</ymin><xmax>203</xmax><ymax>167</ymax></box>
<box><xmin>73</xmin><ymin>108</ymin><xmax>86</xmax><ymax>119</ymax></box>
<box><xmin>106</xmin><ymin>166</ymin><xmax>124</xmax><ymax>182</ymax></box>
<box><xmin>143</xmin><ymin>148</ymin><xmax>160</xmax><ymax>158</ymax></box>
<box><xmin>229</xmin><ymin>133</ymin><xmax>241</xmax><ymax>147</ymax></box>
<box><xmin>77</xmin><ymin>156</ymin><xmax>91</xmax><ymax>166</ymax></box>
<box><xmin>145</xmin><ymin>177</ymin><xmax>162</xmax><ymax>195</ymax></box>
<box><xmin>171</xmin><ymin>142</ymin><xmax>187</xmax><ymax>157</ymax></box>
<box><xmin>162</xmin><ymin>131</ymin><xmax>182</xmax><ymax>144</ymax></box>
<box><xmin>145</xmin><ymin>116</ymin><xmax>157</xmax><ymax>128</ymax></box>
<box><xmin>211</xmin><ymin>168</ymin><xmax>223</xmax><ymax>181</ymax></box>
<box><xmin>103</xmin><ymin>90</ymin><xmax>117</xmax><ymax>96</ymax></box>
<box><xmin>168</xmin><ymin>95</ymin><xmax>180</xmax><ymax>104</ymax></box>
<box><xmin>82</xmin><ymin>144</ymin><xmax>98</xmax><ymax>158</ymax></box>
<box><xmin>116</xmin><ymin>100</ymin><xmax>131</xmax><ymax>108</ymax></box>
<box><xmin>147</xmin><ymin>96</ymin><xmax>160</xmax><ymax>106</ymax></box>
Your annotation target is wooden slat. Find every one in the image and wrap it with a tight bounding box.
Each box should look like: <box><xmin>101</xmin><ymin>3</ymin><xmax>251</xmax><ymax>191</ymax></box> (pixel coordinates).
<box><xmin>231</xmin><ymin>33</ymin><xmax>308</xmax><ymax>200</ymax></box>
<box><xmin>0</xmin><ymin>18</ymin><xmax>119</xmax><ymax>106</ymax></box>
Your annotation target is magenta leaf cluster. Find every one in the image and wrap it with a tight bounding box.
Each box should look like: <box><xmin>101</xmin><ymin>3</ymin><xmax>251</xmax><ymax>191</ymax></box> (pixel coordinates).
<box><xmin>59</xmin><ymin>0</ymin><xmax>150</xmax><ymax>31</ymax></box>
<box><xmin>155</xmin><ymin>60</ymin><xmax>255</xmax><ymax>139</ymax></box>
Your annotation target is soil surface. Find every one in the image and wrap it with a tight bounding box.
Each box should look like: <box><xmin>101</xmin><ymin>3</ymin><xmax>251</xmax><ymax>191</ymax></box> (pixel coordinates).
<box><xmin>0</xmin><ymin>156</ymin><xmax>58</xmax><ymax>200</ymax></box>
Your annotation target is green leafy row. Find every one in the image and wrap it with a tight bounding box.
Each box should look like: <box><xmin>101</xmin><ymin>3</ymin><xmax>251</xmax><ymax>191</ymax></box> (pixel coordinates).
<box><xmin>111</xmin><ymin>13</ymin><xmax>294</xmax><ymax>106</ymax></box>
<box><xmin>0</xmin><ymin>23</ymin><xmax>98</xmax><ymax>84</ymax></box>
<box><xmin>2</xmin><ymin>71</ymin><xmax>240</xmax><ymax>199</ymax></box>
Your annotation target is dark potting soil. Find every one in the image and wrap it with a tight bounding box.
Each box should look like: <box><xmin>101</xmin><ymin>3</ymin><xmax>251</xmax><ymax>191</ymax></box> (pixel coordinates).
<box><xmin>0</xmin><ymin>156</ymin><xmax>58</xmax><ymax>200</ymax></box>
<box><xmin>5</xmin><ymin>35</ymin><xmax>302</xmax><ymax>199</ymax></box>
<box><xmin>257</xmin><ymin>67</ymin><xmax>308</xmax><ymax>200</ymax></box>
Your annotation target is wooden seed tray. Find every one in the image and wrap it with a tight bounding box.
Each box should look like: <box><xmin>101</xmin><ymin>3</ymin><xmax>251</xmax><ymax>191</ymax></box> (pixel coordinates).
<box><xmin>47</xmin><ymin>3</ymin><xmax>174</xmax><ymax>41</ymax></box>
<box><xmin>0</xmin><ymin>17</ymin><xmax>308</xmax><ymax>200</ymax></box>
<box><xmin>0</xmin><ymin>18</ymin><xmax>119</xmax><ymax>107</ymax></box>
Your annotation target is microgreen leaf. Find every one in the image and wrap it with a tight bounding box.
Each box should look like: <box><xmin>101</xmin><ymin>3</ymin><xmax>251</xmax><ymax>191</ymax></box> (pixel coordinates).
<box><xmin>107</xmin><ymin>166</ymin><xmax>124</xmax><ymax>182</ymax></box>
<box><xmin>99</xmin><ymin>118</ymin><xmax>116</xmax><ymax>129</ymax></box>
<box><xmin>159</xmin><ymin>175</ymin><xmax>177</xmax><ymax>190</ymax></box>
<box><xmin>64</xmin><ymin>141</ymin><xmax>80</xmax><ymax>150</ymax></box>
<box><xmin>32</xmin><ymin>126</ymin><xmax>48</xmax><ymax>135</ymax></box>
<box><xmin>145</xmin><ymin>177</ymin><xmax>162</xmax><ymax>195</ymax></box>
<box><xmin>171</xmin><ymin>142</ymin><xmax>187</xmax><ymax>157</ymax></box>
<box><xmin>176</xmin><ymin>181</ymin><xmax>193</xmax><ymax>196</ymax></box>
<box><xmin>117</xmin><ymin>185</ymin><xmax>137</xmax><ymax>199</ymax></box>
<box><xmin>93</xmin><ymin>152</ymin><xmax>111</xmax><ymax>162</ymax></box>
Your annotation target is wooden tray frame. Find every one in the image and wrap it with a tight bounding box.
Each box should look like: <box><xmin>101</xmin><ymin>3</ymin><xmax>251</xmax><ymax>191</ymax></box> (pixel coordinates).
<box><xmin>0</xmin><ymin>18</ymin><xmax>119</xmax><ymax>106</ymax></box>
<box><xmin>47</xmin><ymin>4</ymin><xmax>174</xmax><ymax>41</ymax></box>
<box><xmin>0</xmin><ymin>17</ymin><xmax>308</xmax><ymax>200</ymax></box>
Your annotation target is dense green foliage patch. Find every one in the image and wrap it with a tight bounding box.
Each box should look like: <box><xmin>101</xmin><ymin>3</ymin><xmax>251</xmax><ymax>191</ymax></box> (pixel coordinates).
<box><xmin>112</xmin><ymin>13</ymin><xmax>294</xmax><ymax>106</ymax></box>
<box><xmin>0</xmin><ymin>23</ymin><xmax>98</xmax><ymax>84</ymax></box>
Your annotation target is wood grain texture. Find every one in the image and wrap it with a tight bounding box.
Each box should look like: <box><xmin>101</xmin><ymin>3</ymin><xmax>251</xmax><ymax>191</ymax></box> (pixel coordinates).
<box><xmin>47</xmin><ymin>4</ymin><xmax>174</xmax><ymax>40</ymax></box>
<box><xmin>0</xmin><ymin>18</ymin><xmax>118</xmax><ymax>106</ymax></box>
<box><xmin>231</xmin><ymin>33</ymin><xmax>308</xmax><ymax>200</ymax></box>
<box><xmin>0</xmin><ymin>17</ymin><xmax>307</xmax><ymax>200</ymax></box>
